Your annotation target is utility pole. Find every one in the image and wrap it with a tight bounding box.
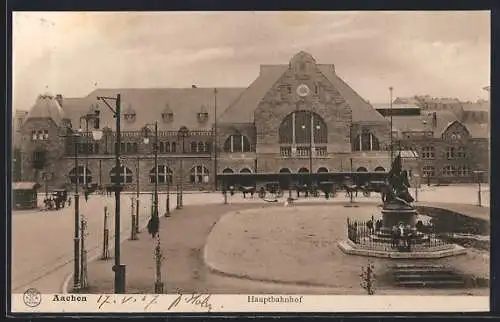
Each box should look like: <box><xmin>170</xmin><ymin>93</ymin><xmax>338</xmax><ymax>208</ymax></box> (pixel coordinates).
<box><xmin>97</xmin><ymin>93</ymin><xmax>125</xmax><ymax>294</ymax></box>
<box><xmin>72</xmin><ymin>133</ymin><xmax>81</xmax><ymax>291</ymax></box>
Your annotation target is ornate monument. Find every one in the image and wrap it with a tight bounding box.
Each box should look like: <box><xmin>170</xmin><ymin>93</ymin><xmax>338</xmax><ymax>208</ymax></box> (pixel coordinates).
<box><xmin>339</xmin><ymin>153</ymin><xmax>466</xmax><ymax>259</ymax></box>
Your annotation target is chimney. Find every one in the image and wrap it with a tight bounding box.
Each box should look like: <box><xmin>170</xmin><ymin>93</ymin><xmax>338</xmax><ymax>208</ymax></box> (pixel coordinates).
<box><xmin>191</xmin><ymin>85</ymin><xmax>198</xmax><ymax>89</ymax></box>
<box><xmin>55</xmin><ymin>94</ymin><xmax>63</xmax><ymax>107</ymax></box>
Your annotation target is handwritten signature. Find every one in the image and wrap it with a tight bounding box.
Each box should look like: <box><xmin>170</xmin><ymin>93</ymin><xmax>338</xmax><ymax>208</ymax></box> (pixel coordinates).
<box><xmin>95</xmin><ymin>292</ymin><xmax>215</xmax><ymax>312</ymax></box>
<box><xmin>168</xmin><ymin>293</ymin><xmax>214</xmax><ymax>312</ymax></box>
<box><xmin>96</xmin><ymin>294</ymin><xmax>159</xmax><ymax>311</ymax></box>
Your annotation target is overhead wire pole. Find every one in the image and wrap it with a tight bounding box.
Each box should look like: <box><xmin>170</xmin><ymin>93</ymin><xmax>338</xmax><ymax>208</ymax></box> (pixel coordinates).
<box><xmin>97</xmin><ymin>93</ymin><xmax>125</xmax><ymax>294</ymax></box>
<box><xmin>72</xmin><ymin>131</ymin><xmax>81</xmax><ymax>291</ymax></box>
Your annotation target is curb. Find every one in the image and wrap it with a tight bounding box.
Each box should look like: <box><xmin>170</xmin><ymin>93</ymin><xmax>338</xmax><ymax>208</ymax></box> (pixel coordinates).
<box><xmin>201</xmin><ymin>202</ymin><xmax>482</xmax><ymax>291</ymax></box>
<box><xmin>61</xmin><ymin>208</ymin><xmax>174</xmax><ymax>294</ymax></box>
<box><xmin>201</xmin><ymin>205</ymin><xmax>346</xmax><ymax>289</ymax></box>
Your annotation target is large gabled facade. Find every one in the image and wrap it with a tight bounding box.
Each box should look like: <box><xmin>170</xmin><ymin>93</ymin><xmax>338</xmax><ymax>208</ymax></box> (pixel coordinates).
<box><xmin>14</xmin><ymin>52</ymin><xmax>489</xmax><ymax>191</ymax></box>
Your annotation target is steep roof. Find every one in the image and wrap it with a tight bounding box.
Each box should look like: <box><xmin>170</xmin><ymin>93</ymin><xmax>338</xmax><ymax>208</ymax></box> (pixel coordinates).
<box><xmin>462</xmin><ymin>101</ymin><xmax>490</xmax><ymax>111</ymax></box>
<box><xmin>318</xmin><ymin>65</ymin><xmax>387</xmax><ymax>123</ymax></box>
<box><xmin>218</xmin><ymin>65</ymin><xmax>287</xmax><ymax>123</ymax></box>
<box><xmin>61</xmin><ymin>88</ymin><xmax>245</xmax><ymax>131</ymax></box>
<box><xmin>390</xmin><ymin>110</ymin><xmax>487</xmax><ymax>139</ymax></box>
<box><xmin>25</xmin><ymin>94</ymin><xmax>66</xmax><ymax>125</ymax></box>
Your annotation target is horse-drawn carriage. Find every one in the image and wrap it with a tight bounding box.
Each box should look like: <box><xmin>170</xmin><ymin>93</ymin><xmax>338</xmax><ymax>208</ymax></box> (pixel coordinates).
<box><xmin>257</xmin><ymin>181</ymin><xmax>284</xmax><ymax>199</ymax></box>
<box><xmin>44</xmin><ymin>188</ymin><xmax>69</xmax><ymax>210</ymax></box>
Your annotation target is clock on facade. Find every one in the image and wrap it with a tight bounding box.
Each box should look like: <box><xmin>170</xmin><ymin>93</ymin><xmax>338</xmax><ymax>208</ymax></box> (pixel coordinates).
<box><xmin>296</xmin><ymin>84</ymin><xmax>310</xmax><ymax>97</ymax></box>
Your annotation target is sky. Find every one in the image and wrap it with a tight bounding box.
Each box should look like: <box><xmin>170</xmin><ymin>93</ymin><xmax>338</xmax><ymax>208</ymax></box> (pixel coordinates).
<box><xmin>12</xmin><ymin>11</ymin><xmax>490</xmax><ymax>111</ymax></box>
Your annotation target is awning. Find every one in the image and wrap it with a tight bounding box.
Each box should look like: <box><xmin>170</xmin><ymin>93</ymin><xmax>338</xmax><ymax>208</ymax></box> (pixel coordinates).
<box><xmin>396</xmin><ymin>150</ymin><xmax>419</xmax><ymax>159</ymax></box>
<box><xmin>13</xmin><ymin>182</ymin><xmax>40</xmax><ymax>190</ymax></box>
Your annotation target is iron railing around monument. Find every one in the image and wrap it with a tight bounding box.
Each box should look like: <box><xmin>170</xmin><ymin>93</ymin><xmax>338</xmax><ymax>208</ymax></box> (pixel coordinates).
<box><xmin>346</xmin><ymin>218</ymin><xmax>453</xmax><ymax>252</ymax></box>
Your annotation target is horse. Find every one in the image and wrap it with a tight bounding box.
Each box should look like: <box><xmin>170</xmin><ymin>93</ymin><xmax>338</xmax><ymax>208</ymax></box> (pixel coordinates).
<box><xmin>239</xmin><ymin>186</ymin><xmax>256</xmax><ymax>199</ymax></box>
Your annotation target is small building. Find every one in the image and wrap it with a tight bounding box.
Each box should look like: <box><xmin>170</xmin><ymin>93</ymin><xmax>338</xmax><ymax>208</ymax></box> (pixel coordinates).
<box><xmin>13</xmin><ymin>182</ymin><xmax>40</xmax><ymax>210</ymax></box>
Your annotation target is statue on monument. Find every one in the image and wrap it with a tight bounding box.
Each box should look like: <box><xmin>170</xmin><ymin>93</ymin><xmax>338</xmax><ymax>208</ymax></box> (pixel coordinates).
<box><xmin>383</xmin><ymin>154</ymin><xmax>414</xmax><ymax>206</ymax></box>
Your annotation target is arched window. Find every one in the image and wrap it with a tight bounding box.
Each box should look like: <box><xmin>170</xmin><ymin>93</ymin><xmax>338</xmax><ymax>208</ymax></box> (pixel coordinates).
<box><xmin>126</xmin><ymin>143</ymin><xmax>132</xmax><ymax>153</ymax></box>
<box><xmin>422</xmin><ymin>166</ymin><xmax>435</xmax><ymax>178</ymax></box>
<box><xmin>298</xmin><ymin>167</ymin><xmax>309</xmax><ymax>173</ymax></box>
<box><xmin>353</xmin><ymin>131</ymin><xmax>380</xmax><ymax>151</ymax></box>
<box><xmin>165</xmin><ymin>142</ymin><xmax>170</xmax><ymax>152</ymax></box>
<box><xmin>279</xmin><ymin>168</ymin><xmax>291</xmax><ymax>173</ymax></box>
<box><xmin>317</xmin><ymin>167</ymin><xmax>329</xmax><ymax>173</ymax></box>
<box><xmin>149</xmin><ymin>165</ymin><xmax>173</xmax><ymax>184</ymax></box>
<box><xmin>171</xmin><ymin>142</ymin><xmax>177</xmax><ymax>153</ymax></box>
<box><xmin>442</xmin><ymin>165</ymin><xmax>455</xmax><ymax>176</ymax></box>
<box><xmin>133</xmin><ymin>143</ymin><xmax>138</xmax><ymax>153</ymax></box>
<box><xmin>191</xmin><ymin>142</ymin><xmax>197</xmax><ymax>153</ymax></box>
<box><xmin>279</xmin><ymin>111</ymin><xmax>327</xmax><ymax>144</ymax></box>
<box><xmin>356</xmin><ymin>167</ymin><xmax>368</xmax><ymax>172</ymax></box>
<box><xmin>240</xmin><ymin>168</ymin><xmax>252</xmax><ymax>173</ymax></box>
<box><xmin>223</xmin><ymin>134</ymin><xmax>251</xmax><ymax>153</ymax></box>
<box><xmin>205</xmin><ymin>142</ymin><xmax>212</xmax><ymax>153</ymax></box>
<box><xmin>374</xmin><ymin>166</ymin><xmax>386</xmax><ymax>172</ymax></box>
<box><xmin>69</xmin><ymin>166</ymin><xmax>92</xmax><ymax>184</ymax></box>
<box><xmin>190</xmin><ymin>165</ymin><xmax>210</xmax><ymax>184</ymax></box>
<box><xmin>222</xmin><ymin>168</ymin><xmax>234</xmax><ymax>173</ymax></box>
<box><xmin>159</xmin><ymin>142</ymin><xmax>164</xmax><ymax>153</ymax></box>
<box><xmin>109</xmin><ymin>166</ymin><xmax>133</xmax><ymax>184</ymax></box>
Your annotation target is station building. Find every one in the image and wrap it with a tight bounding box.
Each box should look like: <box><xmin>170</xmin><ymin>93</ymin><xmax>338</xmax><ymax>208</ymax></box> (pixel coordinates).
<box><xmin>12</xmin><ymin>51</ymin><xmax>489</xmax><ymax>192</ymax></box>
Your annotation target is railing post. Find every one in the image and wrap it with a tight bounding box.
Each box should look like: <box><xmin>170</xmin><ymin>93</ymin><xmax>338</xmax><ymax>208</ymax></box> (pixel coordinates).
<box><xmin>80</xmin><ymin>216</ymin><xmax>89</xmax><ymax>289</ymax></box>
<box><xmin>130</xmin><ymin>197</ymin><xmax>138</xmax><ymax>240</ymax></box>
<box><xmin>101</xmin><ymin>206</ymin><xmax>110</xmax><ymax>260</ymax></box>
<box><xmin>136</xmin><ymin>197</ymin><xmax>140</xmax><ymax>233</ymax></box>
<box><xmin>154</xmin><ymin>236</ymin><xmax>164</xmax><ymax>294</ymax></box>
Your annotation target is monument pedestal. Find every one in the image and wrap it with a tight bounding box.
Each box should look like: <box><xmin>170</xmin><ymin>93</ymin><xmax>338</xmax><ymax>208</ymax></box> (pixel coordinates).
<box><xmin>379</xmin><ymin>202</ymin><xmax>418</xmax><ymax>235</ymax></box>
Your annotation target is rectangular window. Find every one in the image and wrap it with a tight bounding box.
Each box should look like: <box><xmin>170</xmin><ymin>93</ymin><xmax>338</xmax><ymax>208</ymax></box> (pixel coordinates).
<box><xmin>456</xmin><ymin>147</ymin><xmax>466</xmax><ymax>159</ymax></box>
<box><xmin>94</xmin><ymin>143</ymin><xmax>99</xmax><ymax>154</ymax></box>
<box><xmin>32</xmin><ymin>131</ymin><xmax>37</xmax><ymax>141</ymax></box>
<box><xmin>446</xmin><ymin>147</ymin><xmax>455</xmax><ymax>159</ymax></box>
<box><xmin>421</xmin><ymin>147</ymin><xmax>435</xmax><ymax>159</ymax></box>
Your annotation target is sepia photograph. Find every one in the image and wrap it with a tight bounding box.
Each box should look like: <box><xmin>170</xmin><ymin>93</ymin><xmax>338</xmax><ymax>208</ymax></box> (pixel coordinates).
<box><xmin>10</xmin><ymin>10</ymin><xmax>490</xmax><ymax>313</ymax></box>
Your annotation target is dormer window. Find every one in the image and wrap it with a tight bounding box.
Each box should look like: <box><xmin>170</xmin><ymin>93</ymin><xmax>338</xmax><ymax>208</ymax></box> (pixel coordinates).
<box><xmin>162</xmin><ymin>104</ymin><xmax>174</xmax><ymax>123</ymax></box>
<box><xmin>197</xmin><ymin>105</ymin><xmax>209</xmax><ymax>123</ymax></box>
<box><xmin>197</xmin><ymin>112</ymin><xmax>208</xmax><ymax>122</ymax></box>
<box><xmin>162</xmin><ymin>111</ymin><xmax>174</xmax><ymax>122</ymax></box>
<box><xmin>124</xmin><ymin>104</ymin><xmax>136</xmax><ymax>122</ymax></box>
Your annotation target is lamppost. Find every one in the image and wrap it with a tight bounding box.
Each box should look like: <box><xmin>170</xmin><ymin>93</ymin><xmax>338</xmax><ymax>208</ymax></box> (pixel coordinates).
<box><xmin>177</xmin><ymin>126</ymin><xmax>189</xmax><ymax>209</ymax></box>
<box><xmin>301</xmin><ymin>112</ymin><xmax>320</xmax><ymax>188</ymax></box>
<box><xmin>79</xmin><ymin>107</ymin><xmax>101</xmax><ymax>191</ymax></box>
<box><xmin>71</xmin><ymin>131</ymin><xmax>81</xmax><ymax>292</ymax></box>
<box><xmin>41</xmin><ymin>171</ymin><xmax>52</xmax><ymax>199</ymax></box>
<box><xmin>142</xmin><ymin>122</ymin><xmax>159</xmax><ymax>221</ymax></box>
<box><xmin>95</xmin><ymin>93</ymin><xmax>126</xmax><ymax>294</ymax></box>
<box><xmin>69</xmin><ymin>121</ymin><xmax>102</xmax><ymax>292</ymax></box>
<box><xmin>473</xmin><ymin>170</ymin><xmax>486</xmax><ymax>207</ymax></box>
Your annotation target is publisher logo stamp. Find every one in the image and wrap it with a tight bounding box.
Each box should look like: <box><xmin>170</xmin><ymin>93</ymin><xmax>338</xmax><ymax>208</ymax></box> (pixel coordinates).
<box><xmin>23</xmin><ymin>288</ymin><xmax>41</xmax><ymax>308</ymax></box>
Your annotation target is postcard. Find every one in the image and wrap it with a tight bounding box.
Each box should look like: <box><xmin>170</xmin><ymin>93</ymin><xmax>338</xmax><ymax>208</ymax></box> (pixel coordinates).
<box><xmin>10</xmin><ymin>10</ymin><xmax>490</xmax><ymax>313</ymax></box>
